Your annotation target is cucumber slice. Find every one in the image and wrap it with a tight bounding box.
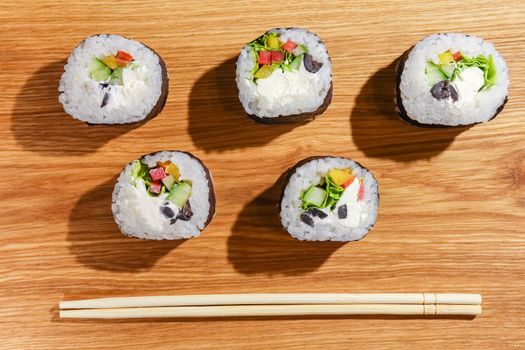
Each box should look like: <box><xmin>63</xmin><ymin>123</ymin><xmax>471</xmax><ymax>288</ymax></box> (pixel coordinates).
<box><xmin>292</xmin><ymin>44</ymin><xmax>308</xmax><ymax>56</ymax></box>
<box><xmin>301</xmin><ymin>186</ymin><xmax>326</xmax><ymax>208</ymax></box>
<box><xmin>440</xmin><ymin>63</ymin><xmax>456</xmax><ymax>79</ymax></box>
<box><xmin>167</xmin><ymin>181</ymin><xmax>192</xmax><ymax>207</ymax></box>
<box><xmin>161</xmin><ymin>175</ymin><xmax>175</xmax><ymax>190</ymax></box>
<box><xmin>90</xmin><ymin>67</ymin><xmax>111</xmax><ymax>82</ymax></box>
<box><xmin>88</xmin><ymin>58</ymin><xmax>106</xmax><ymax>73</ymax></box>
<box><xmin>425</xmin><ymin>62</ymin><xmax>446</xmax><ymax>86</ymax></box>
<box><xmin>289</xmin><ymin>54</ymin><xmax>302</xmax><ymax>70</ymax></box>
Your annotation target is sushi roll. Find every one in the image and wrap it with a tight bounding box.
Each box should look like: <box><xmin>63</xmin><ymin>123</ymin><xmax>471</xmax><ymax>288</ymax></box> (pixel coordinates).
<box><xmin>236</xmin><ymin>28</ymin><xmax>332</xmax><ymax>124</ymax></box>
<box><xmin>112</xmin><ymin>151</ymin><xmax>215</xmax><ymax>240</ymax></box>
<box><xmin>396</xmin><ymin>33</ymin><xmax>508</xmax><ymax>127</ymax></box>
<box><xmin>59</xmin><ymin>34</ymin><xmax>168</xmax><ymax>125</ymax></box>
<box><xmin>279</xmin><ymin>156</ymin><xmax>379</xmax><ymax>242</ymax></box>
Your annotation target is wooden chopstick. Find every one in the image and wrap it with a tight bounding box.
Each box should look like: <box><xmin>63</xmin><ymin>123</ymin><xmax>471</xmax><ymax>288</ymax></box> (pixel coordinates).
<box><xmin>60</xmin><ymin>293</ymin><xmax>482</xmax><ymax>310</ymax></box>
<box><xmin>59</xmin><ymin>303</ymin><xmax>482</xmax><ymax>319</ymax></box>
<box><xmin>59</xmin><ymin>293</ymin><xmax>482</xmax><ymax>318</ymax></box>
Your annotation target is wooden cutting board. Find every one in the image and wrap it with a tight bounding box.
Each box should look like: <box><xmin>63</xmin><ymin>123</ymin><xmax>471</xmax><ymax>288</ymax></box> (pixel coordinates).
<box><xmin>1</xmin><ymin>1</ymin><xmax>524</xmax><ymax>349</ymax></box>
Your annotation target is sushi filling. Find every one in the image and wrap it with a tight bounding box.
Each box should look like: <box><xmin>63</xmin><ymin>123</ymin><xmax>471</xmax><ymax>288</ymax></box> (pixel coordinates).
<box><xmin>87</xmin><ymin>50</ymin><xmax>139</xmax><ymax>108</ymax></box>
<box><xmin>129</xmin><ymin>160</ymin><xmax>193</xmax><ymax>226</ymax></box>
<box><xmin>60</xmin><ymin>34</ymin><xmax>166</xmax><ymax>124</ymax></box>
<box><xmin>425</xmin><ymin>50</ymin><xmax>497</xmax><ymax>104</ymax></box>
<box><xmin>248</xmin><ymin>32</ymin><xmax>324</xmax><ymax>98</ymax></box>
<box><xmin>299</xmin><ymin>168</ymin><xmax>366</xmax><ymax>228</ymax></box>
<box><xmin>248</xmin><ymin>32</ymin><xmax>321</xmax><ymax>80</ymax></box>
<box><xmin>236</xmin><ymin>28</ymin><xmax>332</xmax><ymax>119</ymax></box>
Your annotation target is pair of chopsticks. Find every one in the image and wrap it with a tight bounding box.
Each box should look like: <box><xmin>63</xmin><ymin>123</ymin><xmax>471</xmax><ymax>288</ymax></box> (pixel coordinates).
<box><xmin>59</xmin><ymin>293</ymin><xmax>482</xmax><ymax>319</ymax></box>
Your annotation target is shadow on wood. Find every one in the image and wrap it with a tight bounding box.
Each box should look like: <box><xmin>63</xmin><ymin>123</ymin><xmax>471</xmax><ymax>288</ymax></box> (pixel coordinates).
<box><xmin>67</xmin><ymin>177</ymin><xmax>183</xmax><ymax>272</ymax></box>
<box><xmin>11</xmin><ymin>60</ymin><xmax>139</xmax><ymax>156</ymax></box>
<box><xmin>350</xmin><ymin>57</ymin><xmax>470</xmax><ymax>162</ymax></box>
<box><xmin>227</xmin><ymin>175</ymin><xmax>344</xmax><ymax>275</ymax></box>
<box><xmin>187</xmin><ymin>57</ymin><xmax>298</xmax><ymax>152</ymax></box>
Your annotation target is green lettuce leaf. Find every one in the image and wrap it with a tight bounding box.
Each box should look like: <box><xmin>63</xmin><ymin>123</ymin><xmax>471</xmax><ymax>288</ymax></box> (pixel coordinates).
<box><xmin>485</xmin><ymin>54</ymin><xmax>497</xmax><ymax>90</ymax></box>
<box><xmin>454</xmin><ymin>53</ymin><xmax>496</xmax><ymax>90</ymax></box>
<box><xmin>429</xmin><ymin>52</ymin><xmax>497</xmax><ymax>91</ymax></box>
<box><xmin>323</xmin><ymin>175</ymin><xmax>344</xmax><ymax>208</ymax></box>
<box><xmin>131</xmin><ymin>160</ymin><xmax>151</xmax><ymax>185</ymax></box>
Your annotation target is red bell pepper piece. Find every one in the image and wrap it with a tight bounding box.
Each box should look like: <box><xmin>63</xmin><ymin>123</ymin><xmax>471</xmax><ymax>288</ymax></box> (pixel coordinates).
<box><xmin>117</xmin><ymin>50</ymin><xmax>133</xmax><ymax>60</ymax></box>
<box><xmin>452</xmin><ymin>51</ymin><xmax>462</xmax><ymax>62</ymax></box>
<box><xmin>115</xmin><ymin>57</ymin><xmax>129</xmax><ymax>67</ymax></box>
<box><xmin>116</xmin><ymin>50</ymin><xmax>134</xmax><ymax>67</ymax></box>
<box><xmin>258</xmin><ymin>51</ymin><xmax>272</xmax><ymax>65</ymax></box>
<box><xmin>271</xmin><ymin>51</ymin><xmax>284</xmax><ymax>63</ymax></box>
<box><xmin>282</xmin><ymin>39</ymin><xmax>297</xmax><ymax>53</ymax></box>
<box><xmin>149</xmin><ymin>167</ymin><xmax>167</xmax><ymax>181</ymax></box>
<box><xmin>116</xmin><ymin>50</ymin><xmax>133</xmax><ymax>62</ymax></box>
<box><xmin>149</xmin><ymin>181</ymin><xmax>162</xmax><ymax>194</ymax></box>
<box><xmin>358</xmin><ymin>178</ymin><xmax>364</xmax><ymax>201</ymax></box>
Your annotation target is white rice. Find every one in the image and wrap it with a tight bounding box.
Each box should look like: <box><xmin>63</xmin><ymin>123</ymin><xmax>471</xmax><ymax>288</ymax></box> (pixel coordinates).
<box><xmin>236</xmin><ymin>28</ymin><xmax>332</xmax><ymax>118</ymax></box>
<box><xmin>59</xmin><ymin>34</ymin><xmax>164</xmax><ymax>124</ymax></box>
<box><xmin>399</xmin><ymin>33</ymin><xmax>508</xmax><ymax>126</ymax></box>
<box><xmin>112</xmin><ymin>151</ymin><xmax>214</xmax><ymax>240</ymax></box>
<box><xmin>280</xmin><ymin>157</ymin><xmax>379</xmax><ymax>242</ymax></box>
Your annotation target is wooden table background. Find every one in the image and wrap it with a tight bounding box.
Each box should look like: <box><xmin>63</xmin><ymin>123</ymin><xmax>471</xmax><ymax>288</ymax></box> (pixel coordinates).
<box><xmin>1</xmin><ymin>1</ymin><xmax>524</xmax><ymax>348</ymax></box>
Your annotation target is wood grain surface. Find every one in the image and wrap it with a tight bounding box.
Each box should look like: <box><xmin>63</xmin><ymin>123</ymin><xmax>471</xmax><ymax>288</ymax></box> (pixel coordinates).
<box><xmin>1</xmin><ymin>1</ymin><xmax>524</xmax><ymax>349</ymax></box>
